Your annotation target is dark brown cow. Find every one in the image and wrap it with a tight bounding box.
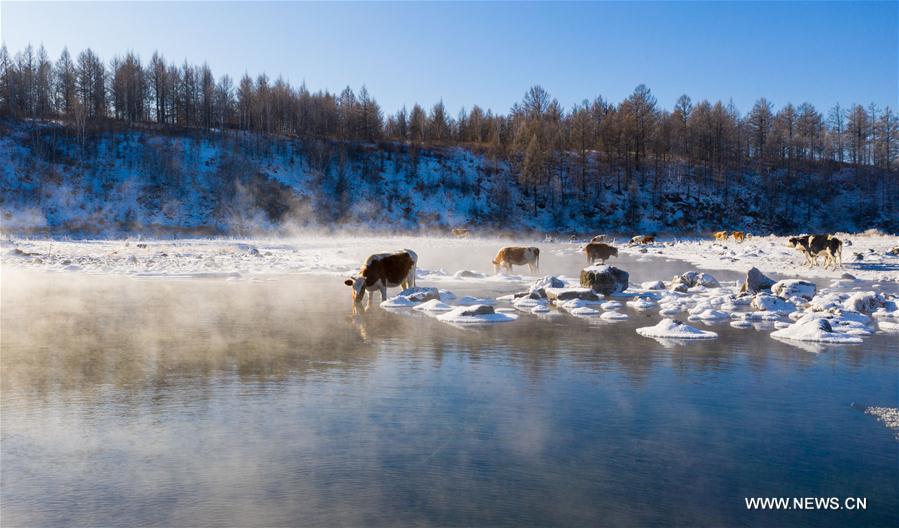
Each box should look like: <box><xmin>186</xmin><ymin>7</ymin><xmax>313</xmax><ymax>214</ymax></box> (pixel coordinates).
<box><xmin>344</xmin><ymin>249</ymin><xmax>418</xmax><ymax>306</ymax></box>
<box><xmin>584</xmin><ymin>242</ymin><xmax>618</xmax><ymax>264</ymax></box>
<box><xmin>492</xmin><ymin>246</ymin><xmax>540</xmax><ymax>274</ymax></box>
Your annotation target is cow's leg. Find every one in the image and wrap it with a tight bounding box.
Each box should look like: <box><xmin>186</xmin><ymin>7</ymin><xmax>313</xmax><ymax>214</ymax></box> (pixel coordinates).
<box><xmin>380</xmin><ymin>286</ymin><xmax>388</xmax><ymax>302</ymax></box>
<box><xmin>367</xmin><ymin>290</ymin><xmax>373</xmax><ymax>308</ymax></box>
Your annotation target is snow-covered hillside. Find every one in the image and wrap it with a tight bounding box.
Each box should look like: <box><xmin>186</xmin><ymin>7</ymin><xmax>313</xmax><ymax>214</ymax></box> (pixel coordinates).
<box><xmin>1</xmin><ymin>120</ymin><xmax>896</xmax><ymax>236</ymax></box>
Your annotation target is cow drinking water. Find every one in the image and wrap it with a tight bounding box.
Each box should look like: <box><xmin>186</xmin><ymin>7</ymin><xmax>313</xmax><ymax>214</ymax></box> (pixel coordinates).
<box><xmin>492</xmin><ymin>246</ymin><xmax>540</xmax><ymax>274</ymax></box>
<box><xmin>344</xmin><ymin>249</ymin><xmax>418</xmax><ymax>306</ymax></box>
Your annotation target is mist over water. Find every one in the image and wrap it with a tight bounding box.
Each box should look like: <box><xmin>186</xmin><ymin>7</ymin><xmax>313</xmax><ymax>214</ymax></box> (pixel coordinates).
<box><xmin>1</xmin><ymin>244</ymin><xmax>897</xmax><ymax>527</ymax></box>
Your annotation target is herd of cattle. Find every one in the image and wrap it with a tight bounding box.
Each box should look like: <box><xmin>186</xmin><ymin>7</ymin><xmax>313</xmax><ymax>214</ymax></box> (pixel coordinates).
<box><xmin>344</xmin><ymin>231</ymin><xmax>847</xmax><ymax>305</ymax></box>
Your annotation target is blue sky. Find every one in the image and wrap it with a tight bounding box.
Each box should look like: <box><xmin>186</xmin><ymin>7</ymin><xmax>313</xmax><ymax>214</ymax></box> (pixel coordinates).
<box><xmin>2</xmin><ymin>1</ymin><xmax>896</xmax><ymax>115</ymax></box>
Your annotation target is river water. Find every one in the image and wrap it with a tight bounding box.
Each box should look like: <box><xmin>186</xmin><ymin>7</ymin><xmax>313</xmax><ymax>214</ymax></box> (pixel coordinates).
<box><xmin>1</xmin><ymin>241</ymin><xmax>897</xmax><ymax>527</ymax></box>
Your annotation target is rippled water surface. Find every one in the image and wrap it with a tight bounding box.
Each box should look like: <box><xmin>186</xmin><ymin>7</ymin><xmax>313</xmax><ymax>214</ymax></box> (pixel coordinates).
<box><xmin>2</xmin><ymin>244</ymin><xmax>897</xmax><ymax>527</ymax></box>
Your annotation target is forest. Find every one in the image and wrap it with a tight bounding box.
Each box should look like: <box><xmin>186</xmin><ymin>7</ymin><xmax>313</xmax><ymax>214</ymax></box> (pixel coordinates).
<box><xmin>1</xmin><ymin>44</ymin><xmax>897</xmax><ymax>234</ymax></box>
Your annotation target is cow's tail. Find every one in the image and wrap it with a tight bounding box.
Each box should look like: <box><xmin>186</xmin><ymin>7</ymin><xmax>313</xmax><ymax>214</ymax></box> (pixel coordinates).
<box><xmin>536</xmin><ymin>248</ymin><xmax>540</xmax><ymax>273</ymax></box>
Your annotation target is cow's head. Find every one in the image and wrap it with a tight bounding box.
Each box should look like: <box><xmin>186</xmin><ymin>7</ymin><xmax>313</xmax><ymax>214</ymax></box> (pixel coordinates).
<box><xmin>344</xmin><ymin>276</ymin><xmax>366</xmax><ymax>303</ymax></box>
<box><xmin>787</xmin><ymin>237</ymin><xmax>803</xmax><ymax>249</ymax></box>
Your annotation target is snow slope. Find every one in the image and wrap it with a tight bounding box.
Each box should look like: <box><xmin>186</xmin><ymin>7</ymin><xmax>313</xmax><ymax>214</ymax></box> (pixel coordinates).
<box><xmin>2</xmin><ymin>120</ymin><xmax>897</xmax><ymax>236</ymax></box>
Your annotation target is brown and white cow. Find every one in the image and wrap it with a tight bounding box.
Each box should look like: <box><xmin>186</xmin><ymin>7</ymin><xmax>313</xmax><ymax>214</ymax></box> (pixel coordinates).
<box><xmin>731</xmin><ymin>231</ymin><xmax>746</xmax><ymax>243</ymax></box>
<box><xmin>584</xmin><ymin>242</ymin><xmax>618</xmax><ymax>264</ymax></box>
<box><xmin>630</xmin><ymin>235</ymin><xmax>655</xmax><ymax>244</ymax></box>
<box><xmin>713</xmin><ymin>230</ymin><xmax>728</xmax><ymax>242</ymax></box>
<box><xmin>492</xmin><ymin>246</ymin><xmax>540</xmax><ymax>274</ymax></box>
<box><xmin>590</xmin><ymin>234</ymin><xmax>609</xmax><ymax>243</ymax></box>
<box><xmin>451</xmin><ymin>228</ymin><xmax>470</xmax><ymax>238</ymax></box>
<box><xmin>344</xmin><ymin>249</ymin><xmax>418</xmax><ymax>306</ymax></box>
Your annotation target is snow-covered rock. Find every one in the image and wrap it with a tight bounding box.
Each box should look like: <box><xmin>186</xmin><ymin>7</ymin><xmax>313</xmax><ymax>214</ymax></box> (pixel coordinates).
<box><xmin>626</xmin><ymin>297</ymin><xmax>658</xmax><ymax>311</ymax></box>
<box><xmin>453</xmin><ymin>270</ymin><xmax>486</xmax><ymax>279</ymax></box>
<box><xmin>669</xmin><ymin>271</ymin><xmax>720</xmax><ymax>292</ymax></box>
<box><xmin>740</xmin><ymin>267</ymin><xmax>775</xmax><ymax>294</ymax></box>
<box><xmin>600</xmin><ymin>311</ymin><xmax>628</xmax><ymax>321</ymax></box>
<box><xmin>396</xmin><ymin>287</ymin><xmax>440</xmax><ymax>303</ymax></box>
<box><xmin>545</xmin><ymin>287</ymin><xmax>601</xmax><ymax>302</ymax></box>
<box><xmin>751</xmin><ymin>293</ymin><xmax>796</xmax><ymax>314</ymax></box>
<box><xmin>579</xmin><ymin>265</ymin><xmax>629</xmax><ymax>295</ymax></box>
<box><xmin>688</xmin><ymin>309</ymin><xmax>730</xmax><ymax>321</ymax></box>
<box><xmin>456</xmin><ymin>295</ymin><xmax>497</xmax><ymax>306</ymax></box>
<box><xmin>843</xmin><ymin>291</ymin><xmax>885</xmax><ymax>314</ymax></box>
<box><xmin>641</xmin><ymin>280</ymin><xmax>666</xmax><ymax>290</ymax></box>
<box><xmin>770</xmin><ymin>317</ymin><xmax>863</xmax><ymax>344</ymax></box>
<box><xmin>530</xmin><ymin>275</ymin><xmax>565</xmax><ymax>292</ymax></box>
<box><xmin>636</xmin><ymin>318</ymin><xmax>718</xmax><ymax>339</ymax></box>
<box><xmin>436</xmin><ymin>305</ymin><xmax>518</xmax><ymax>324</ymax></box>
<box><xmin>771</xmin><ymin>279</ymin><xmax>816</xmax><ymax>300</ymax></box>
<box><xmin>413</xmin><ymin>299</ymin><xmax>454</xmax><ymax>312</ymax></box>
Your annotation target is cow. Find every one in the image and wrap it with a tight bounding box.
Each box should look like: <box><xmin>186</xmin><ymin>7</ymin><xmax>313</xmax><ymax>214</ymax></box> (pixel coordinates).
<box><xmin>731</xmin><ymin>231</ymin><xmax>746</xmax><ymax>243</ymax></box>
<box><xmin>584</xmin><ymin>242</ymin><xmax>618</xmax><ymax>264</ymax></box>
<box><xmin>344</xmin><ymin>249</ymin><xmax>418</xmax><ymax>306</ymax></box>
<box><xmin>492</xmin><ymin>246</ymin><xmax>539</xmax><ymax>274</ymax></box>
<box><xmin>714</xmin><ymin>231</ymin><xmax>728</xmax><ymax>242</ymax></box>
<box><xmin>451</xmin><ymin>228</ymin><xmax>470</xmax><ymax>239</ymax></box>
<box><xmin>590</xmin><ymin>234</ymin><xmax>609</xmax><ymax>243</ymax></box>
<box><xmin>788</xmin><ymin>235</ymin><xmax>842</xmax><ymax>270</ymax></box>
<box><xmin>630</xmin><ymin>235</ymin><xmax>655</xmax><ymax>245</ymax></box>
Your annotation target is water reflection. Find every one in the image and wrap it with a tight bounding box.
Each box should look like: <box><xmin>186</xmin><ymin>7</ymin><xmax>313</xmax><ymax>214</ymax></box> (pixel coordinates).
<box><xmin>2</xmin><ymin>265</ymin><xmax>897</xmax><ymax>527</ymax></box>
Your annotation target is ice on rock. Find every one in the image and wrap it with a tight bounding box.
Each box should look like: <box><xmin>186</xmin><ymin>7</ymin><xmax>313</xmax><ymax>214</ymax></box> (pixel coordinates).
<box><xmin>878</xmin><ymin>320</ymin><xmax>899</xmax><ymax>333</ymax></box>
<box><xmin>730</xmin><ymin>320</ymin><xmax>753</xmax><ymax>329</ymax></box>
<box><xmin>641</xmin><ymin>280</ymin><xmax>666</xmax><ymax>290</ymax></box>
<box><xmin>600</xmin><ymin>311</ymin><xmax>628</xmax><ymax>321</ymax></box>
<box><xmin>413</xmin><ymin>299</ymin><xmax>454</xmax><ymax>312</ymax></box>
<box><xmin>531</xmin><ymin>305</ymin><xmax>551</xmax><ymax>314</ymax></box>
<box><xmin>601</xmin><ymin>300</ymin><xmax>623</xmax><ymax>310</ymax></box>
<box><xmin>770</xmin><ymin>317</ymin><xmax>863</xmax><ymax>344</ymax></box>
<box><xmin>437</xmin><ymin>305</ymin><xmax>518</xmax><ymax>324</ymax></box>
<box><xmin>636</xmin><ymin>318</ymin><xmax>718</xmax><ymax>339</ymax></box>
